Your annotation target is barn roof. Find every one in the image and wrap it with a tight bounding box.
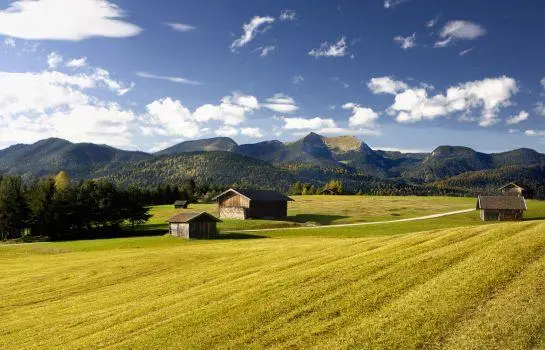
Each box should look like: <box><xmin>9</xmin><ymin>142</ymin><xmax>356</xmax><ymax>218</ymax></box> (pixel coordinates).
<box><xmin>476</xmin><ymin>196</ymin><xmax>527</xmax><ymax>210</ymax></box>
<box><xmin>212</xmin><ymin>188</ymin><xmax>294</xmax><ymax>202</ymax></box>
<box><xmin>499</xmin><ymin>182</ymin><xmax>524</xmax><ymax>191</ymax></box>
<box><xmin>167</xmin><ymin>212</ymin><xmax>221</xmax><ymax>223</ymax></box>
<box><xmin>174</xmin><ymin>200</ymin><xmax>188</xmax><ymax>205</ymax></box>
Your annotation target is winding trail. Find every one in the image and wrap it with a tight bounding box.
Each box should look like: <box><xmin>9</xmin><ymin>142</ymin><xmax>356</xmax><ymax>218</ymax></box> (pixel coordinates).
<box><xmin>232</xmin><ymin>208</ymin><xmax>475</xmax><ymax>232</ymax></box>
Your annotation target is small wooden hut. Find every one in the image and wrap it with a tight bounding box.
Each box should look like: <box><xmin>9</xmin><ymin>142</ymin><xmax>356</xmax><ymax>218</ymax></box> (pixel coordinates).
<box><xmin>476</xmin><ymin>195</ymin><xmax>527</xmax><ymax>221</ymax></box>
<box><xmin>167</xmin><ymin>212</ymin><xmax>221</xmax><ymax>239</ymax></box>
<box><xmin>212</xmin><ymin>188</ymin><xmax>294</xmax><ymax>220</ymax></box>
<box><xmin>174</xmin><ymin>200</ymin><xmax>189</xmax><ymax>209</ymax></box>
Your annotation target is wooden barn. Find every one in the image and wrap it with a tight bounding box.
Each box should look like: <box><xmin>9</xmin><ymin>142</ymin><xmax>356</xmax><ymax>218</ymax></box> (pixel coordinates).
<box><xmin>167</xmin><ymin>212</ymin><xmax>221</xmax><ymax>239</ymax></box>
<box><xmin>212</xmin><ymin>188</ymin><xmax>294</xmax><ymax>220</ymax></box>
<box><xmin>499</xmin><ymin>183</ymin><xmax>524</xmax><ymax>197</ymax></box>
<box><xmin>476</xmin><ymin>195</ymin><xmax>527</xmax><ymax>221</ymax></box>
<box><xmin>173</xmin><ymin>200</ymin><xmax>189</xmax><ymax>209</ymax></box>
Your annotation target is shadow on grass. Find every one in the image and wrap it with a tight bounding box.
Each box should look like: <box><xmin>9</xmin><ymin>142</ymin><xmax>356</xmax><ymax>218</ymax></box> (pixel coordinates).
<box><xmin>286</xmin><ymin>214</ymin><xmax>350</xmax><ymax>225</ymax></box>
<box><xmin>213</xmin><ymin>232</ymin><xmax>268</xmax><ymax>240</ymax></box>
<box><xmin>524</xmin><ymin>217</ymin><xmax>545</xmax><ymax>221</ymax></box>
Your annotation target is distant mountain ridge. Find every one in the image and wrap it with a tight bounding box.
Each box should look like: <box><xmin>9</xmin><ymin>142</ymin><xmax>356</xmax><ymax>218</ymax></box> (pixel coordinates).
<box><xmin>1</xmin><ymin>134</ymin><xmax>545</xmax><ymax>194</ymax></box>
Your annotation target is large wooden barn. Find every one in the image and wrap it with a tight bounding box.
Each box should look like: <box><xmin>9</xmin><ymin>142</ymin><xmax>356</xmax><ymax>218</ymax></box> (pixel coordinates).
<box><xmin>476</xmin><ymin>195</ymin><xmax>527</xmax><ymax>221</ymax></box>
<box><xmin>212</xmin><ymin>188</ymin><xmax>294</xmax><ymax>220</ymax></box>
<box><xmin>167</xmin><ymin>212</ymin><xmax>221</xmax><ymax>239</ymax></box>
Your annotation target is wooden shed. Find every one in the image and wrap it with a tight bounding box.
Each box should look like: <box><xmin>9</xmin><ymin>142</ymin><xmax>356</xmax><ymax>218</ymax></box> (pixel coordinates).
<box><xmin>167</xmin><ymin>212</ymin><xmax>221</xmax><ymax>239</ymax></box>
<box><xmin>212</xmin><ymin>188</ymin><xmax>294</xmax><ymax>220</ymax></box>
<box><xmin>173</xmin><ymin>200</ymin><xmax>189</xmax><ymax>209</ymax></box>
<box><xmin>476</xmin><ymin>195</ymin><xmax>527</xmax><ymax>221</ymax></box>
<box><xmin>499</xmin><ymin>183</ymin><xmax>524</xmax><ymax>197</ymax></box>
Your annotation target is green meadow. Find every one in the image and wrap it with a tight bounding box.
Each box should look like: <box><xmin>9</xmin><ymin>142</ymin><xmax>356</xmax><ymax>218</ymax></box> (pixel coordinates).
<box><xmin>2</xmin><ymin>196</ymin><xmax>545</xmax><ymax>349</ymax></box>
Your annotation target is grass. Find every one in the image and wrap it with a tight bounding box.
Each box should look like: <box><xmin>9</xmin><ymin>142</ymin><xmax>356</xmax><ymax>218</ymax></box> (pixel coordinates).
<box><xmin>146</xmin><ymin>195</ymin><xmax>476</xmax><ymax>232</ymax></box>
<box><xmin>2</xmin><ymin>221</ymin><xmax>545</xmax><ymax>348</ymax></box>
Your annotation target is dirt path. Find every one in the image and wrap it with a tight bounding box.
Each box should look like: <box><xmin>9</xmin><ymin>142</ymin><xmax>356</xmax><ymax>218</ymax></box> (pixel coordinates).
<box><xmin>233</xmin><ymin>208</ymin><xmax>475</xmax><ymax>232</ymax></box>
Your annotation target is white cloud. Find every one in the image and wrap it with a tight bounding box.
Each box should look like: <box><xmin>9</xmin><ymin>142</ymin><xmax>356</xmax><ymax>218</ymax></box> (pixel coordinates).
<box><xmin>343</xmin><ymin>103</ymin><xmax>380</xmax><ymax>128</ymax></box>
<box><xmin>309</xmin><ymin>37</ymin><xmax>347</xmax><ymax>57</ymax></box>
<box><xmin>258</xmin><ymin>45</ymin><xmax>275</xmax><ymax>57</ymax></box>
<box><xmin>435</xmin><ymin>20</ymin><xmax>486</xmax><ymax>47</ymax></box>
<box><xmin>282</xmin><ymin>117</ymin><xmax>337</xmax><ymax>130</ymax></box>
<box><xmin>0</xmin><ymin>68</ymin><xmax>137</xmax><ymax>147</ymax></box>
<box><xmin>384</xmin><ymin>0</ymin><xmax>411</xmax><ymax>9</ymax></box>
<box><xmin>525</xmin><ymin>130</ymin><xmax>545</xmax><ymax>137</ymax></box>
<box><xmin>506</xmin><ymin>110</ymin><xmax>528</xmax><ymax>125</ymax></box>
<box><xmin>459</xmin><ymin>48</ymin><xmax>474</xmax><ymax>56</ymax></box>
<box><xmin>91</xmin><ymin>68</ymin><xmax>133</xmax><ymax>95</ymax></box>
<box><xmin>393</xmin><ymin>33</ymin><xmax>416</xmax><ymax>49</ymax></box>
<box><xmin>65</xmin><ymin>57</ymin><xmax>87</xmax><ymax>68</ymax></box>
<box><xmin>0</xmin><ymin>0</ymin><xmax>142</xmax><ymax>41</ymax></box>
<box><xmin>262</xmin><ymin>93</ymin><xmax>298</xmax><ymax>113</ymax></box>
<box><xmin>165</xmin><ymin>22</ymin><xmax>196</xmax><ymax>32</ymax></box>
<box><xmin>193</xmin><ymin>93</ymin><xmax>259</xmax><ymax>126</ymax></box>
<box><xmin>389</xmin><ymin>76</ymin><xmax>518</xmax><ymax>127</ymax></box>
<box><xmin>368</xmin><ymin>76</ymin><xmax>408</xmax><ymax>95</ymax></box>
<box><xmin>136</xmin><ymin>71</ymin><xmax>201</xmax><ymax>85</ymax></box>
<box><xmin>292</xmin><ymin>75</ymin><xmax>304</xmax><ymax>84</ymax></box>
<box><xmin>3</xmin><ymin>37</ymin><xmax>15</xmax><ymax>47</ymax></box>
<box><xmin>47</xmin><ymin>52</ymin><xmax>63</xmax><ymax>69</ymax></box>
<box><xmin>215</xmin><ymin>125</ymin><xmax>239</xmax><ymax>137</ymax></box>
<box><xmin>541</xmin><ymin>77</ymin><xmax>545</xmax><ymax>89</ymax></box>
<box><xmin>280</xmin><ymin>10</ymin><xmax>296</xmax><ymax>21</ymax></box>
<box><xmin>143</xmin><ymin>97</ymin><xmax>200</xmax><ymax>138</ymax></box>
<box><xmin>230</xmin><ymin>15</ymin><xmax>275</xmax><ymax>52</ymax></box>
<box><xmin>241</xmin><ymin>127</ymin><xmax>263</xmax><ymax>138</ymax></box>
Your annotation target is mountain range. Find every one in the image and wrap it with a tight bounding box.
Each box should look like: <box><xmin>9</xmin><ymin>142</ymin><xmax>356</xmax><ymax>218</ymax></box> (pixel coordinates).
<box><xmin>1</xmin><ymin>133</ymin><xmax>545</xmax><ymax>195</ymax></box>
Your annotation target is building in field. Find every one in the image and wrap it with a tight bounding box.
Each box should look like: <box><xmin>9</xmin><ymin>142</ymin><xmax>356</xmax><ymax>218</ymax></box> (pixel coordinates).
<box><xmin>167</xmin><ymin>212</ymin><xmax>221</xmax><ymax>238</ymax></box>
<box><xmin>212</xmin><ymin>188</ymin><xmax>294</xmax><ymax>220</ymax></box>
<box><xmin>499</xmin><ymin>183</ymin><xmax>524</xmax><ymax>197</ymax></box>
<box><xmin>173</xmin><ymin>200</ymin><xmax>189</xmax><ymax>209</ymax></box>
<box><xmin>476</xmin><ymin>195</ymin><xmax>527</xmax><ymax>221</ymax></box>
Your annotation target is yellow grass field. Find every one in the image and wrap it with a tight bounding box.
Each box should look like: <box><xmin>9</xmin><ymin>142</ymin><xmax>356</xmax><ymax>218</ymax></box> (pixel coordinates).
<box><xmin>2</xmin><ymin>220</ymin><xmax>545</xmax><ymax>349</ymax></box>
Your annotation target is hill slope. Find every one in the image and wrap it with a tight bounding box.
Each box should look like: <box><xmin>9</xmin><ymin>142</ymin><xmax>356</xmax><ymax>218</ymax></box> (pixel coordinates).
<box><xmin>2</xmin><ymin>221</ymin><xmax>545</xmax><ymax>348</ymax></box>
<box><xmin>155</xmin><ymin>137</ymin><xmax>238</xmax><ymax>156</ymax></box>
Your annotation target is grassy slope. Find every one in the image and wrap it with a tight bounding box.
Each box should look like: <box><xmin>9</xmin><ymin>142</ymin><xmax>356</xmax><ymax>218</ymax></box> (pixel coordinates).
<box><xmin>2</xmin><ymin>222</ymin><xmax>545</xmax><ymax>348</ymax></box>
<box><xmin>148</xmin><ymin>195</ymin><xmax>476</xmax><ymax>231</ymax></box>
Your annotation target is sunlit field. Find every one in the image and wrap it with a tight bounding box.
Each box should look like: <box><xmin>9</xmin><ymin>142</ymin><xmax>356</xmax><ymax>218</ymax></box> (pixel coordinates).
<box><xmin>2</xmin><ymin>221</ymin><xmax>545</xmax><ymax>348</ymax></box>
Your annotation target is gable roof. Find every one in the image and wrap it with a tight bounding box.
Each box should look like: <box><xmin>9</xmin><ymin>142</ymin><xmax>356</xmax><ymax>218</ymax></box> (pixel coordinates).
<box><xmin>174</xmin><ymin>200</ymin><xmax>188</xmax><ymax>205</ymax></box>
<box><xmin>499</xmin><ymin>182</ymin><xmax>524</xmax><ymax>191</ymax></box>
<box><xmin>476</xmin><ymin>196</ymin><xmax>527</xmax><ymax>210</ymax></box>
<box><xmin>167</xmin><ymin>212</ymin><xmax>221</xmax><ymax>223</ymax></box>
<box><xmin>212</xmin><ymin>188</ymin><xmax>294</xmax><ymax>202</ymax></box>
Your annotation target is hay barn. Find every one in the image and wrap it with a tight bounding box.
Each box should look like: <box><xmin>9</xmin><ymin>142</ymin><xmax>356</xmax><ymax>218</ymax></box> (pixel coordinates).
<box><xmin>212</xmin><ymin>188</ymin><xmax>294</xmax><ymax>220</ymax></box>
<box><xmin>173</xmin><ymin>200</ymin><xmax>189</xmax><ymax>209</ymax></box>
<box><xmin>499</xmin><ymin>183</ymin><xmax>524</xmax><ymax>197</ymax></box>
<box><xmin>167</xmin><ymin>212</ymin><xmax>221</xmax><ymax>239</ymax></box>
<box><xmin>476</xmin><ymin>195</ymin><xmax>527</xmax><ymax>221</ymax></box>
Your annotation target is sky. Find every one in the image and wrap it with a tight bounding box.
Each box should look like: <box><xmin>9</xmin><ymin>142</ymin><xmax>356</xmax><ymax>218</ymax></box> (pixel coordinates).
<box><xmin>1</xmin><ymin>0</ymin><xmax>545</xmax><ymax>153</ymax></box>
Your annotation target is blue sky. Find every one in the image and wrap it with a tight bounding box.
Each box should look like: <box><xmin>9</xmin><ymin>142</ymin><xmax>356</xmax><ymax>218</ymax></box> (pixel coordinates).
<box><xmin>1</xmin><ymin>0</ymin><xmax>544</xmax><ymax>153</ymax></box>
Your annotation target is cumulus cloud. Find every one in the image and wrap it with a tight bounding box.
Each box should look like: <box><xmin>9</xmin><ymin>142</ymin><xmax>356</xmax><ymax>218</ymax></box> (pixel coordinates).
<box><xmin>165</xmin><ymin>22</ymin><xmax>196</xmax><ymax>32</ymax></box>
<box><xmin>193</xmin><ymin>93</ymin><xmax>259</xmax><ymax>125</ymax></box>
<box><xmin>230</xmin><ymin>15</ymin><xmax>275</xmax><ymax>52</ymax></box>
<box><xmin>393</xmin><ymin>33</ymin><xmax>416</xmax><ymax>49</ymax></box>
<box><xmin>215</xmin><ymin>125</ymin><xmax>239</xmax><ymax>137</ymax></box>
<box><xmin>262</xmin><ymin>93</ymin><xmax>298</xmax><ymax>113</ymax></box>
<box><xmin>426</xmin><ymin>16</ymin><xmax>439</xmax><ymax>28</ymax></box>
<box><xmin>241</xmin><ymin>127</ymin><xmax>263</xmax><ymax>138</ymax></box>
<box><xmin>506</xmin><ymin>110</ymin><xmax>529</xmax><ymax>125</ymax></box>
<box><xmin>65</xmin><ymin>57</ymin><xmax>87</xmax><ymax>68</ymax></box>
<box><xmin>143</xmin><ymin>97</ymin><xmax>200</xmax><ymax>138</ymax></box>
<box><xmin>280</xmin><ymin>10</ymin><xmax>296</xmax><ymax>21</ymax></box>
<box><xmin>389</xmin><ymin>76</ymin><xmax>518</xmax><ymax>127</ymax></box>
<box><xmin>535</xmin><ymin>102</ymin><xmax>545</xmax><ymax>117</ymax></box>
<box><xmin>525</xmin><ymin>130</ymin><xmax>545</xmax><ymax>137</ymax></box>
<box><xmin>47</xmin><ymin>52</ymin><xmax>63</xmax><ymax>68</ymax></box>
<box><xmin>343</xmin><ymin>103</ymin><xmax>380</xmax><ymax>129</ymax></box>
<box><xmin>282</xmin><ymin>117</ymin><xmax>337</xmax><ymax>130</ymax></box>
<box><xmin>368</xmin><ymin>76</ymin><xmax>408</xmax><ymax>95</ymax></box>
<box><xmin>435</xmin><ymin>20</ymin><xmax>486</xmax><ymax>47</ymax></box>
<box><xmin>309</xmin><ymin>37</ymin><xmax>348</xmax><ymax>57</ymax></box>
<box><xmin>0</xmin><ymin>0</ymin><xmax>142</xmax><ymax>41</ymax></box>
<box><xmin>136</xmin><ymin>71</ymin><xmax>201</xmax><ymax>85</ymax></box>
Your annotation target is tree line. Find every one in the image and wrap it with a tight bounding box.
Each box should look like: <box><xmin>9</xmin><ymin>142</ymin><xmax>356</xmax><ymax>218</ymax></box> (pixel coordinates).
<box><xmin>0</xmin><ymin>172</ymin><xmax>151</xmax><ymax>241</ymax></box>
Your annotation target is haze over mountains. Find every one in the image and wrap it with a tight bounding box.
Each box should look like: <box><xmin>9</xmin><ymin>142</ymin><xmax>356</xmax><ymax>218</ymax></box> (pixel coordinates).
<box><xmin>1</xmin><ymin>133</ymin><xmax>545</xmax><ymax>194</ymax></box>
